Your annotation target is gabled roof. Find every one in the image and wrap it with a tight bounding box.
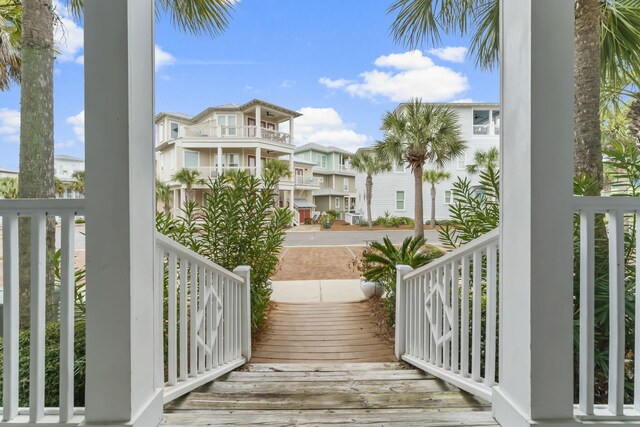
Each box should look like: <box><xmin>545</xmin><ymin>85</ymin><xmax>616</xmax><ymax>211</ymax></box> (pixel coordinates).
<box><xmin>294</xmin><ymin>143</ymin><xmax>354</xmax><ymax>156</ymax></box>
<box><xmin>294</xmin><ymin>199</ymin><xmax>316</xmax><ymax>209</ymax></box>
<box><xmin>155</xmin><ymin>99</ymin><xmax>302</xmax><ymax>124</ymax></box>
<box><xmin>292</xmin><ymin>156</ymin><xmax>315</xmax><ymax>166</ymax></box>
<box><xmin>312</xmin><ymin>188</ymin><xmax>349</xmax><ymax>197</ymax></box>
<box><xmin>394</xmin><ymin>101</ymin><xmax>500</xmax><ymax>113</ymax></box>
<box><xmin>0</xmin><ymin>168</ymin><xmax>18</xmax><ymax>174</ymax></box>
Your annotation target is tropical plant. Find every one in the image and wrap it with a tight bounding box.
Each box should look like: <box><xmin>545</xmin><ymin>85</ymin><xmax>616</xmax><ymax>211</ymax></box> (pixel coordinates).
<box><xmin>423</xmin><ymin>168</ymin><xmax>451</xmax><ymax>227</ymax></box>
<box><xmin>372</xmin><ymin>211</ymin><xmax>414</xmax><ymax>227</ymax></box>
<box><xmin>377</xmin><ymin>99</ymin><xmax>466</xmax><ymax>239</ymax></box>
<box><xmin>387</xmin><ymin>0</ymin><xmax>640</xmax><ymax>196</ymax></box>
<box><xmin>350</xmin><ymin>149</ymin><xmax>392</xmax><ymax>228</ymax></box>
<box><xmin>54</xmin><ymin>177</ymin><xmax>66</xmax><ymax>197</ymax></box>
<box><xmin>262</xmin><ymin>159</ymin><xmax>292</xmax><ymax>180</ymax></box>
<box><xmin>157</xmin><ymin>170</ymin><xmax>292</xmax><ymax>330</ymax></box>
<box><xmin>0</xmin><ymin>0</ymin><xmax>21</xmax><ymax>90</ymax></box>
<box><xmin>0</xmin><ymin>176</ymin><xmax>17</xmax><ymax>198</ymax></box>
<box><xmin>438</xmin><ymin>166</ymin><xmax>500</xmax><ymax>248</ymax></box>
<box><xmin>172</xmin><ymin>167</ymin><xmax>202</xmax><ymax>202</ymax></box>
<box><xmin>69</xmin><ymin>170</ymin><xmax>85</xmax><ymax>195</ymax></box>
<box><xmin>465</xmin><ymin>147</ymin><xmax>498</xmax><ymax>175</ymax></box>
<box><xmin>155</xmin><ymin>180</ymin><xmax>172</xmax><ymax>214</ymax></box>
<box><xmin>357</xmin><ymin>236</ymin><xmax>443</xmax><ymax>324</ymax></box>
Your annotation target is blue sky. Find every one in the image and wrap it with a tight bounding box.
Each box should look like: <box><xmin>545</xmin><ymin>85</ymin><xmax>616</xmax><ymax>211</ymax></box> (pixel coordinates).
<box><xmin>0</xmin><ymin>0</ymin><xmax>499</xmax><ymax>171</ymax></box>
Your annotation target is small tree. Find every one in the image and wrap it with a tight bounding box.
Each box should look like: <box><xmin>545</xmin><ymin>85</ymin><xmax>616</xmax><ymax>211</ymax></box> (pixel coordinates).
<box><xmin>0</xmin><ymin>176</ymin><xmax>18</xmax><ymax>198</ymax></box>
<box><xmin>466</xmin><ymin>147</ymin><xmax>499</xmax><ymax>175</ymax></box>
<box><xmin>69</xmin><ymin>170</ymin><xmax>85</xmax><ymax>196</ymax></box>
<box><xmin>155</xmin><ymin>180</ymin><xmax>172</xmax><ymax>214</ymax></box>
<box><xmin>350</xmin><ymin>149</ymin><xmax>392</xmax><ymax>228</ymax></box>
<box><xmin>263</xmin><ymin>159</ymin><xmax>292</xmax><ymax>180</ymax></box>
<box><xmin>172</xmin><ymin>167</ymin><xmax>202</xmax><ymax>202</ymax></box>
<box><xmin>422</xmin><ymin>169</ymin><xmax>451</xmax><ymax>227</ymax></box>
<box><xmin>54</xmin><ymin>177</ymin><xmax>66</xmax><ymax>197</ymax></box>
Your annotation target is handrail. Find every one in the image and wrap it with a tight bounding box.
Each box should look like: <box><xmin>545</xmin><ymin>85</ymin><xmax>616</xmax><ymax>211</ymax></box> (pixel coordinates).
<box><xmin>0</xmin><ymin>198</ymin><xmax>86</xmax><ymax>215</ymax></box>
<box><xmin>573</xmin><ymin>195</ymin><xmax>640</xmax><ymax>211</ymax></box>
<box><xmin>404</xmin><ymin>228</ymin><xmax>499</xmax><ymax>281</ymax></box>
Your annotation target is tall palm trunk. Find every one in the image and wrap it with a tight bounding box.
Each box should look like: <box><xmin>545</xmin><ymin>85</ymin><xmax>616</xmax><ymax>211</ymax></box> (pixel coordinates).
<box><xmin>629</xmin><ymin>93</ymin><xmax>640</xmax><ymax>143</ymax></box>
<box><xmin>19</xmin><ymin>0</ymin><xmax>56</xmax><ymax>328</ymax></box>
<box><xmin>430</xmin><ymin>183</ymin><xmax>436</xmax><ymax>228</ymax></box>
<box><xmin>366</xmin><ymin>174</ymin><xmax>373</xmax><ymax>228</ymax></box>
<box><xmin>413</xmin><ymin>164</ymin><xmax>424</xmax><ymax>239</ymax></box>
<box><xmin>574</xmin><ymin>0</ymin><xmax>603</xmax><ymax>195</ymax></box>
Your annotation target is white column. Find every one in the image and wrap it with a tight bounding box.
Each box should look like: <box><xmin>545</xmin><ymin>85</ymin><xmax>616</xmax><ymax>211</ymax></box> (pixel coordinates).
<box><xmin>255</xmin><ymin>106</ymin><xmax>262</xmax><ymax>138</ymax></box>
<box><xmin>256</xmin><ymin>147</ymin><xmax>262</xmax><ymax>177</ymax></box>
<box><xmin>289</xmin><ymin>153</ymin><xmax>294</xmax><ymax>172</ymax></box>
<box><xmin>493</xmin><ymin>0</ymin><xmax>575</xmax><ymax>425</ymax></box>
<box><xmin>84</xmin><ymin>0</ymin><xmax>162</xmax><ymax>425</ymax></box>
<box><xmin>217</xmin><ymin>146</ymin><xmax>223</xmax><ymax>175</ymax></box>
<box><xmin>289</xmin><ymin>117</ymin><xmax>295</xmax><ymax>144</ymax></box>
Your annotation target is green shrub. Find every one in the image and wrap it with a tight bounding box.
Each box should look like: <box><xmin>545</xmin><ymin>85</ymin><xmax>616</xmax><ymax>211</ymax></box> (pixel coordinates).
<box><xmin>157</xmin><ymin>170</ymin><xmax>292</xmax><ymax>330</ymax></box>
<box><xmin>0</xmin><ymin>321</ymin><xmax>86</xmax><ymax>407</ymax></box>
<box><xmin>352</xmin><ymin>236</ymin><xmax>443</xmax><ymax>325</ymax></box>
<box><xmin>373</xmin><ymin>211</ymin><xmax>414</xmax><ymax>227</ymax></box>
<box><xmin>325</xmin><ymin>210</ymin><xmax>340</xmax><ymax>220</ymax></box>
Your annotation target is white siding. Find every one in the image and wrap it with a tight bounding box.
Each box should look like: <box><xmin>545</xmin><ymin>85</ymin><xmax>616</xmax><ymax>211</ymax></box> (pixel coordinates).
<box><xmin>355</xmin><ymin>104</ymin><xmax>500</xmax><ymax>222</ymax></box>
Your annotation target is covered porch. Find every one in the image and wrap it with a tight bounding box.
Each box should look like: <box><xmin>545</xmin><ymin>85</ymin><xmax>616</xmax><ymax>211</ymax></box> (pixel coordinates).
<box><xmin>1</xmin><ymin>0</ymin><xmax>634</xmax><ymax>426</ymax></box>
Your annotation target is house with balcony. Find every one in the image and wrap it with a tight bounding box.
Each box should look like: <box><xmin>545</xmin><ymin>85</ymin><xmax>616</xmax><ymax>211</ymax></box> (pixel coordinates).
<box><xmin>54</xmin><ymin>155</ymin><xmax>85</xmax><ymax>199</ymax></box>
<box><xmin>155</xmin><ymin>100</ymin><xmax>318</xmax><ymax>224</ymax></box>
<box><xmin>354</xmin><ymin>103</ymin><xmax>500</xmax><ymax>223</ymax></box>
<box><xmin>294</xmin><ymin>143</ymin><xmax>357</xmax><ymax>216</ymax></box>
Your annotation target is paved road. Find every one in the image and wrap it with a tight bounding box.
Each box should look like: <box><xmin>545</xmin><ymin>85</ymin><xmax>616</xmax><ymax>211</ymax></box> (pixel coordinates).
<box><xmin>283</xmin><ymin>229</ymin><xmax>441</xmax><ymax>247</ymax></box>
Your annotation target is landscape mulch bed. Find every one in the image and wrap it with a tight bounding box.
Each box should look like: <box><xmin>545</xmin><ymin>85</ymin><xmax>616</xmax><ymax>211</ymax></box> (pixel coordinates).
<box><xmin>322</xmin><ymin>220</ymin><xmax>442</xmax><ymax>232</ymax></box>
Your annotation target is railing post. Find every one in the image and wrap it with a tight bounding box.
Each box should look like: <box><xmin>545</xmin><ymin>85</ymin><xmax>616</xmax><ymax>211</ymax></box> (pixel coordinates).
<box><xmin>395</xmin><ymin>265</ymin><xmax>413</xmax><ymax>360</ymax></box>
<box><xmin>234</xmin><ymin>266</ymin><xmax>252</xmax><ymax>361</ymax></box>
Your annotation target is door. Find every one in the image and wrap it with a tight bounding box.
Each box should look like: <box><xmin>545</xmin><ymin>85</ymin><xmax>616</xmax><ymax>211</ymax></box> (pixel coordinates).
<box><xmin>247</xmin><ymin>118</ymin><xmax>256</xmax><ymax>137</ymax></box>
<box><xmin>248</xmin><ymin>155</ymin><xmax>256</xmax><ymax>176</ymax></box>
<box><xmin>295</xmin><ymin>168</ymin><xmax>303</xmax><ymax>184</ymax></box>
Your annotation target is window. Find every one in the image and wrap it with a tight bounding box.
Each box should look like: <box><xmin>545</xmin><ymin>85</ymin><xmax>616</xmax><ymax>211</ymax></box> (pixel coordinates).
<box><xmin>444</xmin><ymin>190</ymin><xmax>453</xmax><ymax>204</ymax></box>
<box><xmin>184</xmin><ymin>151</ymin><xmax>199</xmax><ymax>169</ymax></box>
<box><xmin>158</xmin><ymin>122</ymin><xmax>164</xmax><ymax>143</ymax></box>
<box><xmin>394</xmin><ymin>160</ymin><xmax>405</xmax><ymax>173</ymax></box>
<box><xmin>473</xmin><ymin>110</ymin><xmax>490</xmax><ymax>135</ymax></box>
<box><xmin>457</xmin><ymin>156</ymin><xmax>466</xmax><ymax>170</ymax></box>
<box><xmin>335</xmin><ymin>197</ymin><xmax>340</xmax><ymax>208</ymax></box>
<box><xmin>170</xmin><ymin>122</ymin><xmax>179</xmax><ymax>139</ymax></box>
<box><xmin>314</xmin><ymin>154</ymin><xmax>327</xmax><ymax>169</ymax></box>
<box><xmin>396</xmin><ymin>191</ymin><xmax>405</xmax><ymax>211</ymax></box>
<box><xmin>318</xmin><ymin>176</ymin><xmax>324</xmax><ymax>183</ymax></box>
<box><xmin>492</xmin><ymin>110</ymin><xmax>500</xmax><ymax>135</ymax></box>
<box><xmin>227</xmin><ymin>153</ymin><xmax>240</xmax><ymax>168</ymax></box>
<box><xmin>160</xmin><ymin>153</ymin><xmax>164</xmax><ymax>171</ymax></box>
<box><xmin>343</xmin><ymin>178</ymin><xmax>349</xmax><ymax>191</ymax></box>
<box><xmin>218</xmin><ymin>115</ymin><xmax>237</xmax><ymax>136</ymax></box>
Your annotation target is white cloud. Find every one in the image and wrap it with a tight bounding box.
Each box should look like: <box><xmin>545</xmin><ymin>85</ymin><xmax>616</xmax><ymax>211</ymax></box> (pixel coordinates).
<box><xmin>0</xmin><ymin>108</ymin><xmax>20</xmax><ymax>143</ymax></box>
<box><xmin>319</xmin><ymin>50</ymin><xmax>469</xmax><ymax>103</ymax></box>
<box><xmin>66</xmin><ymin>110</ymin><xmax>85</xmax><ymax>143</ymax></box>
<box><xmin>428</xmin><ymin>46</ymin><xmax>468</xmax><ymax>63</ymax></box>
<box><xmin>155</xmin><ymin>45</ymin><xmax>176</xmax><ymax>71</ymax></box>
<box><xmin>75</xmin><ymin>55</ymin><xmax>84</xmax><ymax>65</ymax></box>
<box><xmin>294</xmin><ymin>107</ymin><xmax>371</xmax><ymax>153</ymax></box>
<box><xmin>53</xmin><ymin>0</ymin><xmax>84</xmax><ymax>63</ymax></box>
<box><xmin>280</xmin><ymin>79</ymin><xmax>294</xmax><ymax>89</ymax></box>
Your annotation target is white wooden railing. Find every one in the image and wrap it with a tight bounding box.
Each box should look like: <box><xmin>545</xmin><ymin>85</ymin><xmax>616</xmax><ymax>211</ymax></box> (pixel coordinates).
<box><xmin>179</xmin><ymin>124</ymin><xmax>292</xmax><ymax>145</ymax></box>
<box><xmin>0</xmin><ymin>199</ymin><xmax>85</xmax><ymax>425</ymax></box>
<box><xmin>574</xmin><ymin>196</ymin><xmax>640</xmax><ymax>421</ymax></box>
<box><xmin>155</xmin><ymin>233</ymin><xmax>251</xmax><ymax>404</ymax></box>
<box><xmin>396</xmin><ymin>229</ymin><xmax>499</xmax><ymax>402</ymax></box>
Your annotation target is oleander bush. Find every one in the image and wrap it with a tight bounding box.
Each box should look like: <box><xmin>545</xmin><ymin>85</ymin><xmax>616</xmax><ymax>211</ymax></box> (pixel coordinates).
<box><xmin>373</xmin><ymin>211</ymin><xmax>415</xmax><ymax>228</ymax></box>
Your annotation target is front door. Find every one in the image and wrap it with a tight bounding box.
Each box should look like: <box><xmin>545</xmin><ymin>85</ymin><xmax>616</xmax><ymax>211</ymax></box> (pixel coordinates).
<box><xmin>295</xmin><ymin>168</ymin><xmax>303</xmax><ymax>184</ymax></box>
<box><xmin>247</xmin><ymin>118</ymin><xmax>256</xmax><ymax>137</ymax></box>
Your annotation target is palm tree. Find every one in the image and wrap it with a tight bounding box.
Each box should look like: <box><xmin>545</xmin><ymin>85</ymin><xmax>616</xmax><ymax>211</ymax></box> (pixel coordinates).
<box><xmin>377</xmin><ymin>99</ymin><xmax>466</xmax><ymax>239</ymax></box>
<box><xmin>350</xmin><ymin>149</ymin><xmax>392</xmax><ymax>228</ymax></box>
<box><xmin>173</xmin><ymin>167</ymin><xmax>202</xmax><ymax>203</ymax></box>
<box><xmin>263</xmin><ymin>159</ymin><xmax>292</xmax><ymax>180</ymax></box>
<box><xmin>0</xmin><ymin>0</ymin><xmax>21</xmax><ymax>91</ymax></box>
<box><xmin>69</xmin><ymin>170</ymin><xmax>85</xmax><ymax>196</ymax></box>
<box><xmin>0</xmin><ymin>176</ymin><xmax>18</xmax><ymax>198</ymax></box>
<box><xmin>388</xmin><ymin>0</ymin><xmax>640</xmax><ymax>195</ymax></box>
<box><xmin>466</xmin><ymin>147</ymin><xmax>499</xmax><ymax>175</ymax></box>
<box><xmin>54</xmin><ymin>177</ymin><xmax>66</xmax><ymax>197</ymax></box>
<box><xmin>156</xmin><ymin>180</ymin><xmax>172</xmax><ymax>214</ymax></box>
<box><xmin>423</xmin><ymin>169</ymin><xmax>451</xmax><ymax>227</ymax></box>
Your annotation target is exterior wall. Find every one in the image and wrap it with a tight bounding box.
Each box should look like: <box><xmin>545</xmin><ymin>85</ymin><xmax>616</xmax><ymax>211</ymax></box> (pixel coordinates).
<box><xmin>355</xmin><ymin>104</ymin><xmax>500</xmax><ymax>222</ymax></box>
<box><xmin>54</xmin><ymin>156</ymin><xmax>85</xmax><ymax>199</ymax></box>
<box><xmin>0</xmin><ymin>170</ymin><xmax>18</xmax><ymax>178</ymax></box>
<box><xmin>314</xmin><ymin>195</ymin><xmax>331</xmax><ymax>213</ymax></box>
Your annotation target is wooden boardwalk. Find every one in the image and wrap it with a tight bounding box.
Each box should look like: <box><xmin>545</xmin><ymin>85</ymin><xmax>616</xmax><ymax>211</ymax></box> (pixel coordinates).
<box><xmin>251</xmin><ymin>301</ymin><xmax>396</xmax><ymax>363</ymax></box>
<box><xmin>162</xmin><ymin>363</ymin><xmax>497</xmax><ymax>426</ymax></box>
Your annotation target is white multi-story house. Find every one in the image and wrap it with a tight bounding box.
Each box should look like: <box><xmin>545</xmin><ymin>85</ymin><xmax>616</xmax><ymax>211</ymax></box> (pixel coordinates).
<box><xmin>355</xmin><ymin>103</ymin><xmax>500</xmax><ymax>223</ymax></box>
<box><xmin>0</xmin><ymin>168</ymin><xmax>18</xmax><ymax>179</ymax></box>
<box><xmin>294</xmin><ymin>143</ymin><xmax>357</xmax><ymax>216</ymax></box>
<box><xmin>54</xmin><ymin>154</ymin><xmax>85</xmax><ymax>198</ymax></box>
<box><xmin>155</xmin><ymin>99</ymin><xmax>317</xmax><ymax>224</ymax></box>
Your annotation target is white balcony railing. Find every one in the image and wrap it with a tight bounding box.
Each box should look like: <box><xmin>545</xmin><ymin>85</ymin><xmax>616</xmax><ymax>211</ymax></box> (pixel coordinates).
<box><xmin>156</xmin><ymin>234</ymin><xmax>251</xmax><ymax>403</ymax></box>
<box><xmin>178</xmin><ymin>125</ymin><xmax>292</xmax><ymax>145</ymax></box>
<box><xmin>338</xmin><ymin>164</ymin><xmax>353</xmax><ymax>172</ymax></box>
<box><xmin>396</xmin><ymin>228</ymin><xmax>499</xmax><ymax>402</ymax></box>
<box><xmin>294</xmin><ymin>175</ymin><xmax>320</xmax><ymax>187</ymax></box>
<box><xmin>0</xmin><ymin>199</ymin><xmax>86</xmax><ymax>424</ymax></box>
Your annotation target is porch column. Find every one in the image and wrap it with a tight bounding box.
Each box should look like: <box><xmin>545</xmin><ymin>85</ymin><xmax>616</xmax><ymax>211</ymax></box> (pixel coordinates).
<box><xmin>84</xmin><ymin>0</ymin><xmax>162</xmax><ymax>425</ymax></box>
<box><xmin>256</xmin><ymin>147</ymin><xmax>262</xmax><ymax>177</ymax></box>
<box><xmin>289</xmin><ymin>154</ymin><xmax>294</xmax><ymax>172</ymax></box>
<box><xmin>289</xmin><ymin>117</ymin><xmax>295</xmax><ymax>144</ymax></box>
<box><xmin>217</xmin><ymin>146</ymin><xmax>223</xmax><ymax>175</ymax></box>
<box><xmin>255</xmin><ymin>106</ymin><xmax>262</xmax><ymax>138</ymax></box>
<box><xmin>493</xmin><ymin>0</ymin><xmax>575</xmax><ymax>426</ymax></box>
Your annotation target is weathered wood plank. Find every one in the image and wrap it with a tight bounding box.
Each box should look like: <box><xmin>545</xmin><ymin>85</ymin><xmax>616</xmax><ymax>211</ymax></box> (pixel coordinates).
<box><xmin>162</xmin><ymin>408</ymin><xmax>497</xmax><ymax>426</ymax></box>
<box><xmin>242</xmin><ymin>363</ymin><xmax>406</xmax><ymax>372</ymax></box>
<box><xmin>219</xmin><ymin>370</ymin><xmax>431</xmax><ymax>382</ymax></box>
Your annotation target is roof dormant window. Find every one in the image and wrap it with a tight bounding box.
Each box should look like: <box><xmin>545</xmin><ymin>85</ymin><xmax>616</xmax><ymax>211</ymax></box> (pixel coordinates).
<box><xmin>170</xmin><ymin>122</ymin><xmax>179</xmax><ymax>139</ymax></box>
